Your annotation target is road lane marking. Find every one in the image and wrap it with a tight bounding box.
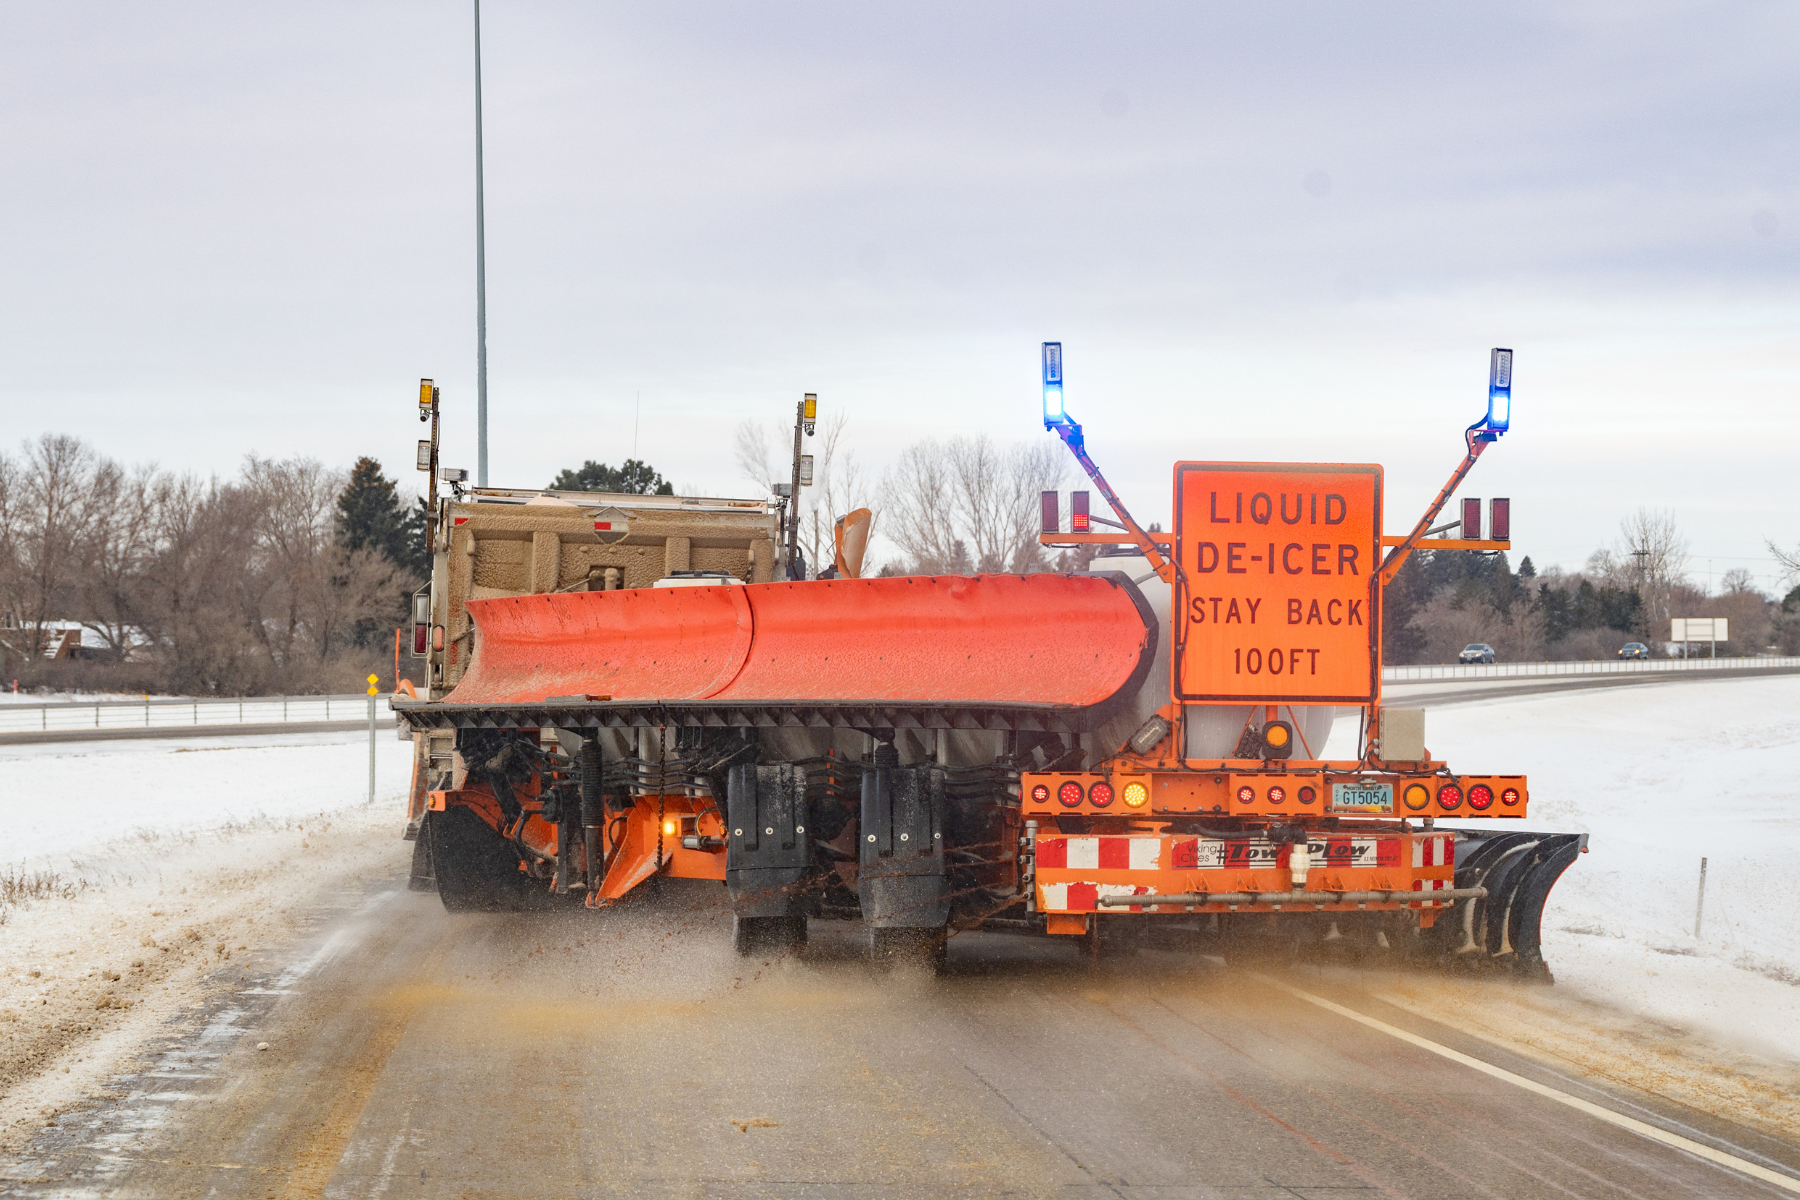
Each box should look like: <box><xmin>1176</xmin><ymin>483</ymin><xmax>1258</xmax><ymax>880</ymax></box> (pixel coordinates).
<box><xmin>1256</xmin><ymin>974</ymin><xmax>1800</xmax><ymax>1194</ymax></box>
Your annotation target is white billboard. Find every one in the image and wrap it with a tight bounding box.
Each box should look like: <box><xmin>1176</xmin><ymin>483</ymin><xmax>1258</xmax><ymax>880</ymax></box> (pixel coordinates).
<box><xmin>1670</xmin><ymin>618</ymin><xmax>1727</xmax><ymax>642</ymax></box>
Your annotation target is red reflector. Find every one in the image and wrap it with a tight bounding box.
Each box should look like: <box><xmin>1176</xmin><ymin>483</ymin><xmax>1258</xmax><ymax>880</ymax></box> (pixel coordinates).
<box><xmin>1461</xmin><ymin>497</ymin><xmax>1482</xmax><ymax>541</ymax></box>
<box><xmin>452</xmin><ymin>516</ymin><xmax>468</xmax><ymax>525</ymax></box>
<box><xmin>1297</xmin><ymin>785</ymin><xmax>1317</xmax><ymax>806</ymax></box>
<box><xmin>1437</xmin><ymin>784</ymin><xmax>1463</xmax><ymax>811</ymax></box>
<box><xmin>1467</xmin><ymin>784</ymin><xmax>1494</xmax><ymax>811</ymax></box>
<box><xmin>594</xmin><ymin>521</ymin><xmax>612</xmax><ymax>530</ymax></box>
<box><xmin>1030</xmin><ymin>783</ymin><xmax>1050</xmax><ymax>804</ymax></box>
<box><xmin>1236</xmin><ymin>785</ymin><xmax>1254</xmax><ymax>805</ymax></box>
<box><xmin>413</xmin><ymin>624</ymin><xmax>428</xmax><ymax>655</ymax></box>
<box><xmin>1089</xmin><ymin>781</ymin><xmax>1114</xmax><ymax>807</ymax></box>
<box><xmin>1267</xmin><ymin>786</ymin><xmax>1286</xmax><ymax>805</ymax></box>
<box><xmin>1058</xmin><ymin>781</ymin><xmax>1084</xmax><ymax>808</ymax></box>
<box><xmin>1501</xmin><ymin>786</ymin><xmax>1521</xmax><ymax>806</ymax></box>
<box><xmin>1490</xmin><ymin>498</ymin><xmax>1510</xmax><ymax>541</ymax></box>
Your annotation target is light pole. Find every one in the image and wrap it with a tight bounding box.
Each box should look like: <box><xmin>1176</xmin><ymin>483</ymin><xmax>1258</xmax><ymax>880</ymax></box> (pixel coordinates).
<box><xmin>474</xmin><ymin>0</ymin><xmax>490</xmax><ymax>487</ymax></box>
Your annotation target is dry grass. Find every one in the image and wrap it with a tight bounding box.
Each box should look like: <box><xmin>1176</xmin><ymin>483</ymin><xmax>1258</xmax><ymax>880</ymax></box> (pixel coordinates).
<box><xmin>0</xmin><ymin>868</ymin><xmax>89</xmax><ymax>925</ymax></box>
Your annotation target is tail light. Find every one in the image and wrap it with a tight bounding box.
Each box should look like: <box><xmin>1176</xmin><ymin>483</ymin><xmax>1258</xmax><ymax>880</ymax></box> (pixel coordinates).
<box><xmin>1089</xmin><ymin>781</ymin><xmax>1114</xmax><ymax>808</ymax></box>
<box><xmin>1402</xmin><ymin>784</ymin><xmax>1430</xmax><ymax>811</ymax></box>
<box><xmin>1437</xmin><ymin>784</ymin><xmax>1463</xmax><ymax>810</ymax></box>
<box><xmin>1236</xmin><ymin>785</ymin><xmax>1255</xmax><ymax>805</ymax></box>
<box><xmin>1297</xmin><ymin>785</ymin><xmax>1317</xmax><ymax>806</ymax></box>
<box><xmin>1121</xmin><ymin>781</ymin><xmax>1149</xmax><ymax>808</ymax></box>
<box><xmin>1041</xmin><ymin>491</ymin><xmax>1059</xmax><ymax>534</ymax></box>
<box><xmin>1461</xmin><ymin>497</ymin><xmax>1482</xmax><ymax>541</ymax></box>
<box><xmin>1501</xmin><ymin>786</ymin><xmax>1521</xmax><ymax>807</ymax></box>
<box><xmin>1030</xmin><ymin>783</ymin><xmax>1050</xmax><ymax>804</ymax></box>
<box><xmin>1467</xmin><ymin>784</ymin><xmax>1494</xmax><ymax>810</ymax></box>
<box><xmin>1058</xmin><ymin>781</ymin><xmax>1084</xmax><ymax>808</ymax></box>
<box><xmin>1072</xmin><ymin>491</ymin><xmax>1090</xmax><ymax>533</ymax></box>
<box><xmin>1267</xmin><ymin>785</ymin><xmax>1286</xmax><ymax>806</ymax></box>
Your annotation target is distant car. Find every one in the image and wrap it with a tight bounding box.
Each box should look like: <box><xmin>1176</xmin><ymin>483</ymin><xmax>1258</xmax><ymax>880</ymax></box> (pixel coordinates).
<box><xmin>1618</xmin><ymin>642</ymin><xmax>1650</xmax><ymax>659</ymax></box>
<box><xmin>1458</xmin><ymin>643</ymin><xmax>1496</xmax><ymax>664</ymax></box>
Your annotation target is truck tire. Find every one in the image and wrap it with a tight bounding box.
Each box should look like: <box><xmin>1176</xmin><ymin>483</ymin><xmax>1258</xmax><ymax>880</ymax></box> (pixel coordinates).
<box><xmin>732</xmin><ymin>914</ymin><xmax>807</xmax><ymax>956</ymax></box>
<box><xmin>424</xmin><ymin>807</ymin><xmax>561</xmax><ymax>913</ymax></box>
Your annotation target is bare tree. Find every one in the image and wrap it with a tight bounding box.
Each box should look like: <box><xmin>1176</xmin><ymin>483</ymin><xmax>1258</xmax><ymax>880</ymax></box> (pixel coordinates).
<box><xmin>879</xmin><ymin>435</ymin><xmax>1069</xmax><ymax>575</ymax></box>
<box><xmin>1616</xmin><ymin>507</ymin><xmax>1687</xmax><ymax>637</ymax></box>
<box><xmin>0</xmin><ymin>435</ymin><xmax>109</xmax><ymax>660</ymax></box>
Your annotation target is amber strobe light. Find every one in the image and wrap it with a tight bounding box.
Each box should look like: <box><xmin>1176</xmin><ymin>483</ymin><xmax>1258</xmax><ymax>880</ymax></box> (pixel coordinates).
<box><xmin>1262</xmin><ymin>720</ymin><xmax>1293</xmax><ymax>759</ymax></box>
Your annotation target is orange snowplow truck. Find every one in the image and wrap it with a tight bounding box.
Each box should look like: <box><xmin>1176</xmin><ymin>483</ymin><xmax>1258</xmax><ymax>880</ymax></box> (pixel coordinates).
<box><xmin>395</xmin><ymin>353</ymin><xmax>1584</xmax><ymax>978</ymax></box>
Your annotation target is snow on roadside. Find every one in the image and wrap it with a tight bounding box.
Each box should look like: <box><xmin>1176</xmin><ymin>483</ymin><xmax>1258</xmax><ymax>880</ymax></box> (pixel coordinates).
<box><xmin>1329</xmin><ymin>676</ymin><xmax>1800</xmax><ymax>1063</ymax></box>
<box><xmin>0</xmin><ymin>734</ymin><xmax>415</xmax><ymax>1147</ymax></box>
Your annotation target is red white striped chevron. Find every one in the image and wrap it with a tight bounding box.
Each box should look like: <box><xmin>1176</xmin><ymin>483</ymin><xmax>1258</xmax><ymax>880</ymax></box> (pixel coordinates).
<box><xmin>1411</xmin><ymin>834</ymin><xmax>1453</xmax><ymax>869</ymax></box>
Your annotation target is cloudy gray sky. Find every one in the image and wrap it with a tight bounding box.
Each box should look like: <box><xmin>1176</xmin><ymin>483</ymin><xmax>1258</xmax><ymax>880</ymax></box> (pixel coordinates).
<box><xmin>3</xmin><ymin>2</ymin><xmax>1795</xmax><ymax>586</ymax></box>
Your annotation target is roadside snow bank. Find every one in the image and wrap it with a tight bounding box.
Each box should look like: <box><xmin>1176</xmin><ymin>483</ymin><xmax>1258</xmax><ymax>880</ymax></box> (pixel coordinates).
<box><xmin>0</xmin><ymin>739</ymin><xmax>412</xmax><ymax>1149</ymax></box>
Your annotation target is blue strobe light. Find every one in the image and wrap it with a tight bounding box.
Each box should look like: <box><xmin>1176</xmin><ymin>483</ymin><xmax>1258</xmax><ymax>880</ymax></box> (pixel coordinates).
<box><xmin>1487</xmin><ymin>347</ymin><xmax>1513</xmax><ymax>433</ymax></box>
<box><xmin>1042</xmin><ymin>342</ymin><xmax>1065</xmax><ymax>427</ymax></box>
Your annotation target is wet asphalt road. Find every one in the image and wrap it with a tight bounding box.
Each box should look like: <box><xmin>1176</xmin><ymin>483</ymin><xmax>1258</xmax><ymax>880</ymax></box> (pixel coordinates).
<box><xmin>4</xmin><ymin>873</ymin><xmax>1799</xmax><ymax>1200</ymax></box>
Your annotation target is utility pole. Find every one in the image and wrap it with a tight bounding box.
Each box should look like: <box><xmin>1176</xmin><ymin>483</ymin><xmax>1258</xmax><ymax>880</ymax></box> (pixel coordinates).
<box><xmin>474</xmin><ymin>0</ymin><xmax>490</xmax><ymax>487</ymax></box>
<box><xmin>785</xmin><ymin>394</ymin><xmax>817</xmax><ymax>577</ymax></box>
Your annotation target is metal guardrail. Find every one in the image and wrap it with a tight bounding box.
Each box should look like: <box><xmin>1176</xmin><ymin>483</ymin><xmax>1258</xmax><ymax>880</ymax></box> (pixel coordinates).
<box><xmin>0</xmin><ymin>693</ymin><xmax>380</xmax><ymax>736</ymax></box>
<box><xmin>1383</xmin><ymin>657</ymin><xmax>1800</xmax><ymax>682</ymax></box>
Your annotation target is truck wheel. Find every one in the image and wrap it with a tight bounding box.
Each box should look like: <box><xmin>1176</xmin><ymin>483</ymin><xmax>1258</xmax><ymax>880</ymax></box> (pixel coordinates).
<box><xmin>869</xmin><ymin>927</ymin><xmax>947</xmax><ymax>971</ymax></box>
<box><xmin>732</xmin><ymin>914</ymin><xmax>807</xmax><ymax>956</ymax></box>
<box><xmin>424</xmin><ymin>807</ymin><xmax>560</xmax><ymax>913</ymax></box>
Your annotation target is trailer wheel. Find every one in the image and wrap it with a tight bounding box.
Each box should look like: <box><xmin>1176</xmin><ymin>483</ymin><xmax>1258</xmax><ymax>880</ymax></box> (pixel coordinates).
<box><xmin>732</xmin><ymin>914</ymin><xmax>807</xmax><ymax>956</ymax></box>
<box><xmin>424</xmin><ymin>807</ymin><xmax>562</xmax><ymax>913</ymax></box>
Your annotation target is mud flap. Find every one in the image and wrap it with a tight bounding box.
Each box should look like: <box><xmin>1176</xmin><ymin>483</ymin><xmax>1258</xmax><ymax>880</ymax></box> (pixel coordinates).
<box><xmin>423</xmin><ymin>806</ymin><xmax>563</xmax><ymax>913</ymax></box>
<box><xmin>1433</xmin><ymin>830</ymin><xmax>1587</xmax><ymax>982</ymax></box>
<box><xmin>726</xmin><ymin>764</ymin><xmax>810</xmax><ymax>921</ymax></box>
<box><xmin>858</xmin><ymin>765</ymin><xmax>949</xmax><ymax>930</ymax></box>
<box><xmin>408</xmin><ymin>832</ymin><xmax>436</xmax><ymax>892</ymax></box>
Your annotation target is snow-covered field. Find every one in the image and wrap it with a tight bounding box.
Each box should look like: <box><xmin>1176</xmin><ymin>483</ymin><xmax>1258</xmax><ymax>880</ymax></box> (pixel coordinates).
<box><xmin>1327</xmin><ymin>675</ymin><xmax>1800</xmax><ymax>1063</ymax></box>
<box><xmin>1</xmin><ymin>730</ymin><xmax>414</xmax><ymax>874</ymax></box>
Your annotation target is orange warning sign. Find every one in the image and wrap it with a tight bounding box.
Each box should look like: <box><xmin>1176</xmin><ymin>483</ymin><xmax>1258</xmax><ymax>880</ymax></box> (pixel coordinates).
<box><xmin>1171</xmin><ymin>463</ymin><xmax>1382</xmax><ymax>704</ymax></box>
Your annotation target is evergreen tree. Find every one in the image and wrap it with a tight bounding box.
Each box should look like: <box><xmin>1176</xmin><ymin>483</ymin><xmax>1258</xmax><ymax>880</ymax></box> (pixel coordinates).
<box><xmin>335</xmin><ymin>457</ymin><xmax>428</xmax><ymax>578</ymax></box>
<box><xmin>549</xmin><ymin>459</ymin><xmax>675</xmax><ymax>495</ymax></box>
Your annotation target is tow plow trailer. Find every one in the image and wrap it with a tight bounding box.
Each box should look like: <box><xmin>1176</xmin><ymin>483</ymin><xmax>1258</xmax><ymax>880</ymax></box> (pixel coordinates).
<box><xmin>394</xmin><ymin>347</ymin><xmax>1583</xmax><ymax>977</ymax></box>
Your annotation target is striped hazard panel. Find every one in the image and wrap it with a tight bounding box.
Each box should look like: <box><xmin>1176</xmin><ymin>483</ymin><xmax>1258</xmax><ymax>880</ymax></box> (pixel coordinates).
<box><xmin>1035</xmin><ymin>834</ymin><xmax>1441</xmax><ymax>913</ymax></box>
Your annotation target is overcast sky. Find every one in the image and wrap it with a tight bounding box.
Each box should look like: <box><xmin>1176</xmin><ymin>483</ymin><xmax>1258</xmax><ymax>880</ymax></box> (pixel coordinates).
<box><xmin>2</xmin><ymin>2</ymin><xmax>1795</xmax><ymax>588</ymax></box>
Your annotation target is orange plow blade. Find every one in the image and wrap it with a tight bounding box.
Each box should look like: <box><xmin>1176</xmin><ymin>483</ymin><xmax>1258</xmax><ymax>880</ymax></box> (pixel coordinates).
<box><xmin>445</xmin><ymin>573</ymin><xmax>1155</xmax><ymax>715</ymax></box>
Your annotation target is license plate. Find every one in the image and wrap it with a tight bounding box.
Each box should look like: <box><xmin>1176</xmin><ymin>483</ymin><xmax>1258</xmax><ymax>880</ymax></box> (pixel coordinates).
<box><xmin>1331</xmin><ymin>782</ymin><xmax>1393</xmax><ymax>814</ymax></box>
